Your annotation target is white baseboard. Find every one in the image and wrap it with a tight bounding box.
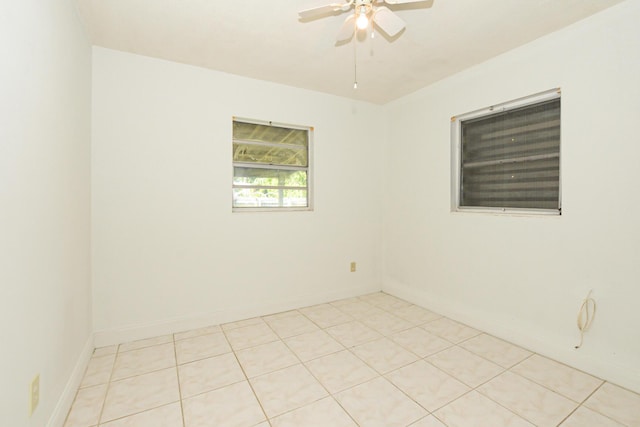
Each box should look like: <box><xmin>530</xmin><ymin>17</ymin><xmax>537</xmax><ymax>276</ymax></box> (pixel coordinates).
<box><xmin>46</xmin><ymin>334</ymin><xmax>94</xmax><ymax>427</ymax></box>
<box><xmin>94</xmin><ymin>284</ymin><xmax>380</xmax><ymax>348</ymax></box>
<box><xmin>383</xmin><ymin>277</ymin><xmax>640</xmax><ymax>395</ymax></box>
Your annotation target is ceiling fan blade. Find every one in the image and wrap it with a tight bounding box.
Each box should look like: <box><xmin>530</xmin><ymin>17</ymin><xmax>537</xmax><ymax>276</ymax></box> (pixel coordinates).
<box><xmin>336</xmin><ymin>15</ymin><xmax>356</xmax><ymax>42</ymax></box>
<box><xmin>373</xmin><ymin>6</ymin><xmax>406</xmax><ymax>37</ymax></box>
<box><xmin>299</xmin><ymin>3</ymin><xmax>349</xmax><ymax>19</ymax></box>
<box><xmin>382</xmin><ymin>0</ymin><xmax>428</xmax><ymax>4</ymax></box>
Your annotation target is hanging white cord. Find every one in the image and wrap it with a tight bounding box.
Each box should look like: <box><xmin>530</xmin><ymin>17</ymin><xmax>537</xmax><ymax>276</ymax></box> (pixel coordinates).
<box><xmin>574</xmin><ymin>290</ymin><xmax>596</xmax><ymax>349</ymax></box>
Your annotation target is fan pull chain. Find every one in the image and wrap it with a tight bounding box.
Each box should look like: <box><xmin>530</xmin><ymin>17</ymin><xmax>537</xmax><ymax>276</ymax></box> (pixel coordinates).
<box><xmin>353</xmin><ymin>30</ymin><xmax>358</xmax><ymax>89</ymax></box>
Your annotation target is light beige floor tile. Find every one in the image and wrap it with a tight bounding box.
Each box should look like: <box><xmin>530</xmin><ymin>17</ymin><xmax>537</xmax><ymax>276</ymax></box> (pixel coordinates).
<box><xmin>119</xmin><ymin>335</ymin><xmax>173</xmax><ymax>352</ymax></box>
<box><xmin>330</xmin><ymin>296</ymin><xmax>362</xmax><ymax>307</ymax></box>
<box><xmin>249</xmin><ymin>364</ymin><xmax>328</xmax><ymax>418</ymax></box>
<box><xmin>335</xmin><ymin>376</ymin><xmax>427</xmax><ymax>427</ymax></box>
<box><xmin>331</xmin><ymin>300</ymin><xmax>378</xmax><ymax>318</ymax></box>
<box><xmin>284</xmin><ymin>329</ymin><xmax>344</xmax><ymax>362</ymax></box>
<box><xmin>93</xmin><ymin>345</ymin><xmax>118</xmax><ymax>357</ymax></box>
<box><xmin>409</xmin><ymin>415</ymin><xmax>447</xmax><ymax>427</ymax></box>
<box><xmin>263</xmin><ymin>313</ymin><xmax>319</xmax><ymax>338</ymax></box>
<box><xmin>435</xmin><ymin>391</ymin><xmax>534</xmax><ymax>427</ymax></box>
<box><xmin>270</xmin><ymin>396</ymin><xmax>357</xmax><ymax>427</ymax></box>
<box><xmin>101</xmin><ymin>368</ymin><xmax>180</xmax><ymax>422</ymax></box>
<box><xmin>478</xmin><ymin>371</ymin><xmax>578</xmax><ymax>426</ymax></box>
<box><xmin>298</xmin><ymin>304</ymin><xmax>354</xmax><ymax>328</ymax></box>
<box><xmin>224</xmin><ymin>323</ymin><xmax>279</xmax><ymax>350</ymax></box>
<box><xmin>427</xmin><ymin>346</ymin><xmax>503</xmax><ymax>388</ymax></box>
<box><xmin>174</xmin><ymin>324</ymin><xmax>222</xmax><ymax>341</ymax></box>
<box><xmin>178</xmin><ymin>352</ymin><xmax>245</xmax><ymax>398</ymax></box>
<box><xmin>305</xmin><ymin>349</ymin><xmax>378</xmax><ymax>393</ymax></box>
<box><xmin>460</xmin><ymin>334</ymin><xmax>532</xmax><ymax>369</ymax></box>
<box><xmin>235</xmin><ymin>340</ymin><xmax>299</xmax><ymax>378</ymax></box>
<box><xmin>352</xmin><ymin>337</ymin><xmax>418</xmax><ymax>374</ymax></box>
<box><xmin>325</xmin><ymin>320</ymin><xmax>382</xmax><ymax>348</ymax></box>
<box><xmin>221</xmin><ymin>317</ymin><xmax>264</xmax><ymax>331</ymax></box>
<box><xmin>112</xmin><ymin>343</ymin><xmax>176</xmax><ymax>381</ymax></box>
<box><xmin>392</xmin><ymin>304</ymin><xmax>442</xmax><ymax>325</ymax></box>
<box><xmin>358</xmin><ymin>292</ymin><xmax>409</xmax><ymax>310</ymax></box>
<box><xmin>80</xmin><ymin>354</ymin><xmax>115</xmax><ymax>388</ymax></box>
<box><xmin>421</xmin><ymin>317</ymin><xmax>481</xmax><ymax>343</ymax></box>
<box><xmin>63</xmin><ymin>384</ymin><xmax>107</xmax><ymax>427</ymax></box>
<box><xmin>349</xmin><ymin>305</ymin><xmax>387</xmax><ymax>320</ymax></box>
<box><xmin>386</xmin><ymin>360</ymin><xmax>470</xmax><ymax>412</ymax></box>
<box><xmin>560</xmin><ymin>406</ymin><xmax>625</xmax><ymax>427</ymax></box>
<box><xmin>182</xmin><ymin>381</ymin><xmax>266</xmax><ymax>427</ymax></box>
<box><xmin>359</xmin><ymin>311</ymin><xmax>413</xmax><ymax>336</ymax></box>
<box><xmin>99</xmin><ymin>402</ymin><xmax>183</xmax><ymax>427</ymax></box>
<box><xmin>584</xmin><ymin>382</ymin><xmax>640</xmax><ymax>426</ymax></box>
<box><xmin>390</xmin><ymin>327</ymin><xmax>452</xmax><ymax>358</ymax></box>
<box><xmin>357</xmin><ymin>292</ymin><xmax>388</xmax><ymax>304</ymax></box>
<box><xmin>67</xmin><ymin>294</ymin><xmax>637</xmax><ymax>427</ymax></box>
<box><xmin>511</xmin><ymin>354</ymin><xmax>603</xmax><ymax>402</ymax></box>
<box><xmin>262</xmin><ymin>310</ymin><xmax>299</xmax><ymax>321</ymax></box>
<box><xmin>369</xmin><ymin>295</ymin><xmax>412</xmax><ymax>311</ymax></box>
<box><xmin>175</xmin><ymin>332</ymin><xmax>231</xmax><ymax>364</ymax></box>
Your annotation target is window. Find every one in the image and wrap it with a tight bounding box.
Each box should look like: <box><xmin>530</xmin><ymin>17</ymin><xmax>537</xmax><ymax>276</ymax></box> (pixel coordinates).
<box><xmin>232</xmin><ymin>118</ymin><xmax>312</xmax><ymax>211</ymax></box>
<box><xmin>451</xmin><ymin>89</ymin><xmax>561</xmax><ymax>214</ymax></box>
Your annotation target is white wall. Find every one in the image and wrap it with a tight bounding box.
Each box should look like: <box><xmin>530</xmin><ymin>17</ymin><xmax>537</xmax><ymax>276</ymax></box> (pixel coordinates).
<box><xmin>91</xmin><ymin>48</ymin><xmax>386</xmax><ymax>344</ymax></box>
<box><xmin>0</xmin><ymin>1</ymin><xmax>93</xmax><ymax>426</ymax></box>
<box><xmin>383</xmin><ymin>0</ymin><xmax>640</xmax><ymax>393</ymax></box>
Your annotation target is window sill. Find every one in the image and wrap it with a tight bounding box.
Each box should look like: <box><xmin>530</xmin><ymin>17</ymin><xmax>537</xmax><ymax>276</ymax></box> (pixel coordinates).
<box><xmin>451</xmin><ymin>207</ymin><xmax>561</xmax><ymax>217</ymax></box>
<box><xmin>232</xmin><ymin>206</ymin><xmax>313</xmax><ymax>213</ymax></box>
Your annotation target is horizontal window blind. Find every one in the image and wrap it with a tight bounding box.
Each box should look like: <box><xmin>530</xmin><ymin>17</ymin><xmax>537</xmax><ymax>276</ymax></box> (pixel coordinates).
<box><xmin>460</xmin><ymin>98</ymin><xmax>561</xmax><ymax>211</ymax></box>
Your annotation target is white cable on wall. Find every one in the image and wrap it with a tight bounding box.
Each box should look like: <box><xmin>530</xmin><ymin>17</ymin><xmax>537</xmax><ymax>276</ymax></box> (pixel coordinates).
<box><xmin>574</xmin><ymin>289</ymin><xmax>596</xmax><ymax>349</ymax></box>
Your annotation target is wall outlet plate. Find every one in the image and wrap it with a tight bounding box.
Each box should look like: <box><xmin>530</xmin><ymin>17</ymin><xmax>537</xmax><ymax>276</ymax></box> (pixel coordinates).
<box><xmin>350</xmin><ymin>262</ymin><xmax>356</xmax><ymax>272</ymax></box>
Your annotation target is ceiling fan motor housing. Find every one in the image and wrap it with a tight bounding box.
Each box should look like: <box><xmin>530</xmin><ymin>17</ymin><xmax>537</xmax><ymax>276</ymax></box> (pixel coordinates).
<box><xmin>300</xmin><ymin>0</ymin><xmax>421</xmax><ymax>41</ymax></box>
<box><xmin>355</xmin><ymin>0</ymin><xmax>374</xmax><ymax>10</ymax></box>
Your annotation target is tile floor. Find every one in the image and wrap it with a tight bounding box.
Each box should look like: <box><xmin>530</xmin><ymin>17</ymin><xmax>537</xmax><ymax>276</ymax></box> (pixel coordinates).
<box><xmin>64</xmin><ymin>292</ymin><xmax>640</xmax><ymax>427</ymax></box>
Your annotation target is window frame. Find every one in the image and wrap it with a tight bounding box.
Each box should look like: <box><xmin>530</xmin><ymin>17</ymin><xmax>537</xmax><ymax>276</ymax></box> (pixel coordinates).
<box><xmin>232</xmin><ymin>117</ymin><xmax>313</xmax><ymax>213</ymax></box>
<box><xmin>450</xmin><ymin>88</ymin><xmax>562</xmax><ymax>216</ymax></box>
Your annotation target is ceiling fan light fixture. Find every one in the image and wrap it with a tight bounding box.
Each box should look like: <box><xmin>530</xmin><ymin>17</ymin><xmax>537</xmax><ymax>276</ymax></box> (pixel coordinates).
<box><xmin>356</xmin><ymin>6</ymin><xmax>369</xmax><ymax>30</ymax></box>
<box><xmin>299</xmin><ymin>0</ymin><xmax>428</xmax><ymax>89</ymax></box>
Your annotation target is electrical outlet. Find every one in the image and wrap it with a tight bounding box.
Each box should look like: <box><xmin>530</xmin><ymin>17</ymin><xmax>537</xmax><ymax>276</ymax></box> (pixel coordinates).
<box><xmin>29</xmin><ymin>374</ymin><xmax>39</xmax><ymax>416</ymax></box>
<box><xmin>350</xmin><ymin>262</ymin><xmax>356</xmax><ymax>272</ymax></box>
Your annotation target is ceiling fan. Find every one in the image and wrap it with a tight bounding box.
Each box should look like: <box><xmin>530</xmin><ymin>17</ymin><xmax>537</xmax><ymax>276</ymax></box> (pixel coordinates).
<box><xmin>299</xmin><ymin>0</ymin><xmax>428</xmax><ymax>42</ymax></box>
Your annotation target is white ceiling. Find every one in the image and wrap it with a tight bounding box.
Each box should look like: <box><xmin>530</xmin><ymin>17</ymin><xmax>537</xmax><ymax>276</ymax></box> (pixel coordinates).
<box><xmin>75</xmin><ymin>0</ymin><xmax>624</xmax><ymax>104</ymax></box>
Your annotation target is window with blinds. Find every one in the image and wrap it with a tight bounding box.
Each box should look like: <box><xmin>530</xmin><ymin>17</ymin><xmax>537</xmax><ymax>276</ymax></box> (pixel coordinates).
<box><xmin>452</xmin><ymin>89</ymin><xmax>561</xmax><ymax>214</ymax></box>
<box><xmin>232</xmin><ymin>119</ymin><xmax>312</xmax><ymax>211</ymax></box>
